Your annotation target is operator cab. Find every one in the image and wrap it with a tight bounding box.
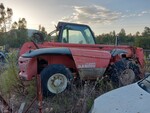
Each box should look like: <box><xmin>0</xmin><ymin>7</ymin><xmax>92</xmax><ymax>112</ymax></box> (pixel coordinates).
<box><xmin>49</xmin><ymin>22</ymin><xmax>96</xmax><ymax>44</ymax></box>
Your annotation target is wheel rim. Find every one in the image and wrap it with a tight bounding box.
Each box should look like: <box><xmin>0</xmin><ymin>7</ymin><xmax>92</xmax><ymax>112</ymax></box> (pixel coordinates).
<box><xmin>47</xmin><ymin>73</ymin><xmax>68</xmax><ymax>94</ymax></box>
<box><xmin>119</xmin><ymin>69</ymin><xmax>135</xmax><ymax>86</ymax></box>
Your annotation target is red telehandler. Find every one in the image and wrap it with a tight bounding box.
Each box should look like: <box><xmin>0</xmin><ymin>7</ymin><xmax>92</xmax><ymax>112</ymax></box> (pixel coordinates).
<box><xmin>18</xmin><ymin>22</ymin><xmax>145</xmax><ymax>96</ymax></box>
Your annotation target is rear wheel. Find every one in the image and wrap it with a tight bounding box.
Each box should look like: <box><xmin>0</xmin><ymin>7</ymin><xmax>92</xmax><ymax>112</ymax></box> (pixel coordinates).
<box><xmin>108</xmin><ymin>59</ymin><xmax>141</xmax><ymax>87</ymax></box>
<box><xmin>119</xmin><ymin>69</ymin><xmax>135</xmax><ymax>85</ymax></box>
<box><xmin>40</xmin><ymin>64</ymin><xmax>72</xmax><ymax>97</ymax></box>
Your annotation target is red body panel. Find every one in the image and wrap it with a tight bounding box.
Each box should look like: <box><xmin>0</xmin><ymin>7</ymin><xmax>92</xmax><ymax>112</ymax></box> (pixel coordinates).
<box><xmin>70</xmin><ymin>48</ymin><xmax>111</xmax><ymax>68</ymax></box>
<box><xmin>19</xmin><ymin>57</ymin><xmax>37</xmax><ymax>80</ymax></box>
<box><xmin>19</xmin><ymin>41</ymin><xmax>144</xmax><ymax>80</ymax></box>
<box><xmin>70</xmin><ymin>48</ymin><xmax>111</xmax><ymax>79</ymax></box>
<box><xmin>20</xmin><ymin>41</ymin><xmax>144</xmax><ymax>66</ymax></box>
<box><xmin>135</xmin><ymin>47</ymin><xmax>145</xmax><ymax>67</ymax></box>
<box><xmin>20</xmin><ymin>41</ymin><xmax>139</xmax><ymax>57</ymax></box>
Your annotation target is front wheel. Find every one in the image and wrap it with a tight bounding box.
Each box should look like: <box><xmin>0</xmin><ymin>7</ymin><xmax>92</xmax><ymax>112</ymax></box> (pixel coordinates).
<box><xmin>40</xmin><ymin>64</ymin><xmax>72</xmax><ymax>97</ymax></box>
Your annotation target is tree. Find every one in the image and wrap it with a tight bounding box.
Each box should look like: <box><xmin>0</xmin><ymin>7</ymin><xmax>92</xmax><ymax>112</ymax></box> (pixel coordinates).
<box><xmin>0</xmin><ymin>3</ymin><xmax>13</xmax><ymax>32</ymax></box>
<box><xmin>109</xmin><ymin>30</ymin><xmax>116</xmax><ymax>37</ymax></box>
<box><xmin>39</xmin><ymin>25</ymin><xmax>47</xmax><ymax>34</ymax></box>
<box><xmin>18</xmin><ymin>18</ymin><xmax>27</xmax><ymax>29</ymax></box>
<box><xmin>135</xmin><ymin>31</ymin><xmax>140</xmax><ymax>37</ymax></box>
<box><xmin>112</xmin><ymin>30</ymin><xmax>116</xmax><ymax>37</ymax></box>
<box><xmin>0</xmin><ymin>3</ymin><xmax>28</xmax><ymax>48</ymax></box>
<box><xmin>11</xmin><ymin>21</ymin><xmax>18</xmax><ymax>29</ymax></box>
<box><xmin>134</xmin><ymin>36</ymin><xmax>150</xmax><ymax>49</ymax></box>
<box><xmin>142</xmin><ymin>27</ymin><xmax>150</xmax><ymax>36</ymax></box>
<box><xmin>118</xmin><ymin>28</ymin><xmax>126</xmax><ymax>37</ymax></box>
<box><xmin>11</xmin><ymin>18</ymin><xmax>27</xmax><ymax>30</ymax></box>
<box><xmin>4</xmin><ymin>18</ymin><xmax>28</xmax><ymax>48</ymax></box>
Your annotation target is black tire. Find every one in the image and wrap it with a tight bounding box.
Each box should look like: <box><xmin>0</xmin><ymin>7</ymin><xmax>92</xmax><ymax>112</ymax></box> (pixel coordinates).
<box><xmin>40</xmin><ymin>64</ymin><xmax>72</xmax><ymax>97</ymax></box>
<box><xmin>108</xmin><ymin>58</ymin><xmax>141</xmax><ymax>87</ymax></box>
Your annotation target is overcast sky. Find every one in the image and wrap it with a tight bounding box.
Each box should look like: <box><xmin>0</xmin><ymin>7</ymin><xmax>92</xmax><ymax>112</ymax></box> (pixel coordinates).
<box><xmin>1</xmin><ymin>0</ymin><xmax>150</xmax><ymax>35</ymax></box>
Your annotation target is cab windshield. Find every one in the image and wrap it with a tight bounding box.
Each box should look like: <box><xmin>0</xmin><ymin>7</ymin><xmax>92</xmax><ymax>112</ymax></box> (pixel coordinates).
<box><xmin>62</xmin><ymin>24</ymin><xmax>95</xmax><ymax>44</ymax></box>
<box><xmin>49</xmin><ymin>24</ymin><xmax>95</xmax><ymax>44</ymax></box>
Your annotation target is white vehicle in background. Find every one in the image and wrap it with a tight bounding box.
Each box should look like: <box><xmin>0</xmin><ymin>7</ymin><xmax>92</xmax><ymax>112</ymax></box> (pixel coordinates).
<box><xmin>89</xmin><ymin>73</ymin><xmax>150</xmax><ymax>113</ymax></box>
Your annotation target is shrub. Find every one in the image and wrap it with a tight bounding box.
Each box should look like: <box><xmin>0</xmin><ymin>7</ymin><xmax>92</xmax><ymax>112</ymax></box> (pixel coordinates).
<box><xmin>0</xmin><ymin>51</ymin><xmax>22</xmax><ymax>94</ymax></box>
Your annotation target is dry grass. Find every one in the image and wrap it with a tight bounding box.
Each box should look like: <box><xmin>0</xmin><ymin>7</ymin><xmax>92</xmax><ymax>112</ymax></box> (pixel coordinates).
<box><xmin>18</xmin><ymin>78</ymin><xmax>114</xmax><ymax>113</ymax></box>
<box><xmin>0</xmin><ymin>74</ymin><xmax>114</xmax><ymax>113</ymax></box>
<box><xmin>0</xmin><ymin>51</ymin><xmax>116</xmax><ymax>113</ymax></box>
<box><xmin>0</xmin><ymin>54</ymin><xmax>150</xmax><ymax>113</ymax></box>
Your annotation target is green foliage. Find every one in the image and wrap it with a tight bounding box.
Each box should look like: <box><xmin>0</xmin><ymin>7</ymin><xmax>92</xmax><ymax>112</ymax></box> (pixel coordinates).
<box><xmin>96</xmin><ymin>34</ymin><xmax>134</xmax><ymax>46</ymax></box>
<box><xmin>118</xmin><ymin>28</ymin><xmax>126</xmax><ymax>37</ymax></box>
<box><xmin>96</xmin><ymin>34</ymin><xmax>115</xmax><ymax>44</ymax></box>
<box><xmin>0</xmin><ymin>51</ymin><xmax>19</xmax><ymax>94</ymax></box>
<box><xmin>25</xmin><ymin>80</ymin><xmax>36</xmax><ymax>99</ymax></box>
<box><xmin>0</xmin><ymin>29</ymin><xmax>29</xmax><ymax>48</ymax></box>
<box><xmin>96</xmin><ymin>27</ymin><xmax>150</xmax><ymax>49</ymax></box>
<box><xmin>142</xmin><ymin>27</ymin><xmax>150</xmax><ymax>37</ymax></box>
<box><xmin>134</xmin><ymin>36</ymin><xmax>150</xmax><ymax>49</ymax></box>
<box><xmin>87</xmin><ymin>98</ymin><xmax>94</xmax><ymax>111</ymax></box>
<box><xmin>0</xmin><ymin>3</ymin><xmax>28</xmax><ymax>49</ymax></box>
<box><xmin>0</xmin><ymin>51</ymin><xmax>37</xmax><ymax>98</ymax></box>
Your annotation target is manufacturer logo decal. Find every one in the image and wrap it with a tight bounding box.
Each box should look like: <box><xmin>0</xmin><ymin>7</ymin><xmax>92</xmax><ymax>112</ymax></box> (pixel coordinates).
<box><xmin>78</xmin><ymin>63</ymin><xmax>96</xmax><ymax>68</ymax></box>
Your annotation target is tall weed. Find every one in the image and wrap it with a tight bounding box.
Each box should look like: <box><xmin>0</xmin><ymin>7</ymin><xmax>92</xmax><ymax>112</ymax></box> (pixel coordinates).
<box><xmin>0</xmin><ymin>51</ymin><xmax>21</xmax><ymax>94</ymax></box>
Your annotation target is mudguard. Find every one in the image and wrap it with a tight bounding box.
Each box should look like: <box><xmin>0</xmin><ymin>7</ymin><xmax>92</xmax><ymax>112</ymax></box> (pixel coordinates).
<box><xmin>110</xmin><ymin>49</ymin><xmax>127</xmax><ymax>57</ymax></box>
<box><xmin>22</xmin><ymin>47</ymin><xmax>71</xmax><ymax>58</ymax></box>
<box><xmin>19</xmin><ymin>47</ymin><xmax>71</xmax><ymax>80</ymax></box>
